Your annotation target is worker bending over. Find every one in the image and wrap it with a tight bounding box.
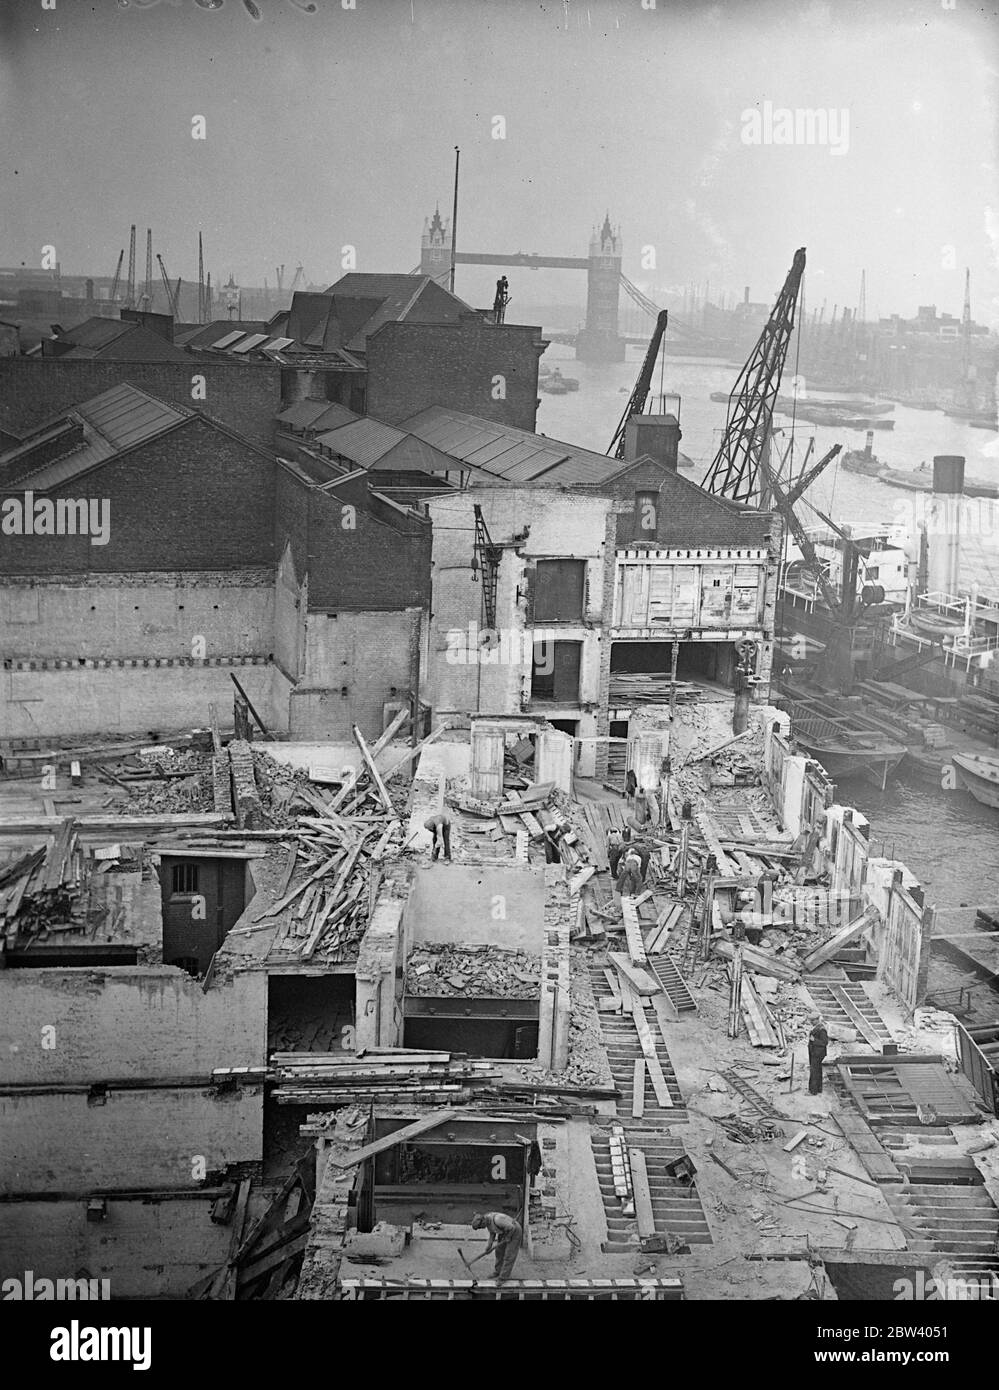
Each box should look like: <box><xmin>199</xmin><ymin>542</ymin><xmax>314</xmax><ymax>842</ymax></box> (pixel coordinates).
<box><xmin>424</xmin><ymin>810</ymin><xmax>452</xmax><ymax>862</ymax></box>
<box><xmin>617</xmin><ymin>846</ymin><xmax>645</xmax><ymax>899</ymax></box>
<box><xmin>471</xmin><ymin>1210</ymin><xmax>523</xmax><ymax>1283</ymax></box>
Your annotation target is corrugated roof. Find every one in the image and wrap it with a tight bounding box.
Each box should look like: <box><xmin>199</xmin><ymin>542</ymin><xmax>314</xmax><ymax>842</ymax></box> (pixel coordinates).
<box><xmin>275</xmin><ymin>401</ymin><xmax>330</xmax><ymax>429</ymax></box>
<box><xmin>310</xmin><ymin>402</ymin><xmax>361</xmax><ymax>432</ymax></box>
<box><xmin>315</xmin><ymin>418</ymin><xmax>407</xmax><ymax>467</ymax></box>
<box><xmin>401</xmin><ymin>406</ymin><xmax>617</xmax><ymax>486</ymax></box>
<box><xmin>2</xmin><ymin>384</ymin><xmax>189</xmax><ymax>491</ymax></box>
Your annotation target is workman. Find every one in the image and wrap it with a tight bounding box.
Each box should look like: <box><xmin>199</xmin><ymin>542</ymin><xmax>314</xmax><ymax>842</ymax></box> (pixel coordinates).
<box><xmin>626</xmin><ymin>838</ymin><xmax>652</xmax><ymax>882</ymax></box>
<box><xmin>424</xmin><ymin>810</ymin><xmax>452</xmax><ymax>862</ymax></box>
<box><xmin>471</xmin><ymin>1210</ymin><xmax>523</xmax><ymax>1283</ymax></box>
<box><xmin>617</xmin><ymin>846</ymin><xmax>645</xmax><ymax>898</ymax></box>
<box><xmin>807</xmin><ymin>1021</ymin><xmax>829</xmax><ymax>1095</ymax></box>
<box><xmin>607</xmin><ymin>826</ymin><xmax>625</xmax><ymax>878</ymax></box>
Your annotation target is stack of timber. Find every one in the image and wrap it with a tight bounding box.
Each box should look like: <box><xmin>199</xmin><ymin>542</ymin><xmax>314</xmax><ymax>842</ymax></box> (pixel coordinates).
<box><xmin>254</xmin><ymin>808</ymin><xmax>404</xmax><ymax>963</ymax></box>
<box><xmin>268</xmin><ymin>1049</ymin><xmax>501</xmax><ymax>1105</ymax></box>
<box><xmin>608</xmin><ymin>674</ymin><xmax>700</xmax><ymax>705</ymax></box>
<box><xmin>0</xmin><ymin>818</ymin><xmax>87</xmax><ymax>949</ymax></box>
<box><xmin>188</xmin><ymin>1161</ymin><xmax>315</xmax><ymax>1300</ymax></box>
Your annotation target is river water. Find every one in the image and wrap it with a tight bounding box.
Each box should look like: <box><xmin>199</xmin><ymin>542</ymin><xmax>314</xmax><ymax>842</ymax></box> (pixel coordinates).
<box><xmin>536</xmin><ymin>345</ymin><xmax>999</xmax><ymax>962</ymax></box>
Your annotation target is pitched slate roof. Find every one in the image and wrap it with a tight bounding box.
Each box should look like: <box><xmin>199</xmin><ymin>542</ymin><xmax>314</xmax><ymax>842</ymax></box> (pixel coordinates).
<box><xmin>0</xmin><ymin>383</ymin><xmax>190</xmax><ymax>490</ymax></box>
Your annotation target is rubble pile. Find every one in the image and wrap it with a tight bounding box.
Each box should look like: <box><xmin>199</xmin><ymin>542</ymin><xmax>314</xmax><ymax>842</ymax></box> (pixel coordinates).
<box><xmin>250</xmin><ymin>750</ymin><xmax>316</xmax><ymax>827</ymax></box>
<box><xmin>406</xmin><ymin>943</ymin><xmax>541</xmax><ymax>997</ymax></box>
<box><xmin>108</xmin><ymin>748</ymin><xmax>212</xmax><ymax>814</ymax></box>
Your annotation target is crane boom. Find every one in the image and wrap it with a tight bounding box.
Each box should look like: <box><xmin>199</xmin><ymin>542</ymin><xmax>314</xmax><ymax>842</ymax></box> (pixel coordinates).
<box><xmin>702</xmin><ymin>247</ymin><xmax>806</xmax><ymax>504</ymax></box>
<box><xmin>156</xmin><ymin>254</ymin><xmax>175</xmax><ymax>315</ymax></box>
<box><xmin>762</xmin><ymin>445</ymin><xmax>842</xmax><ymax>617</ymax></box>
<box><xmin>607</xmin><ymin>310</ymin><xmax>669</xmax><ymax>459</ymax></box>
<box><xmin>110</xmin><ymin>249</ymin><xmax>124</xmax><ymax>304</ymax></box>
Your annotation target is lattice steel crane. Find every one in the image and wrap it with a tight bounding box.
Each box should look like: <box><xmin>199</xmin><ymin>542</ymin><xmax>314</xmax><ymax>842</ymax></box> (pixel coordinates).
<box><xmin>606</xmin><ymin>310</ymin><xmax>669</xmax><ymax>459</ymax></box>
<box><xmin>702</xmin><ymin>247</ymin><xmax>806</xmax><ymax>504</ymax></box>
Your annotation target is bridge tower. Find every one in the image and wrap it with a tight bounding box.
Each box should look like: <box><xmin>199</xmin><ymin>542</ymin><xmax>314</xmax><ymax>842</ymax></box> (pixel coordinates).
<box><xmin>421</xmin><ymin>205</ymin><xmax>451</xmax><ymax>282</ymax></box>
<box><xmin>576</xmin><ymin>213</ymin><xmax>625</xmax><ymax>362</ymax></box>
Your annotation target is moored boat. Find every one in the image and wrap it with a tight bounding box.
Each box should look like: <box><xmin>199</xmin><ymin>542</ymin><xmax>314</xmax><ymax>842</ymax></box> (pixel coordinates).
<box><xmin>951</xmin><ymin>752</ymin><xmax>999</xmax><ymax>808</ymax></box>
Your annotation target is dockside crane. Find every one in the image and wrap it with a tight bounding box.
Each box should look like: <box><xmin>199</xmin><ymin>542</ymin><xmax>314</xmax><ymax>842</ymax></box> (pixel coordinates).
<box><xmin>606</xmin><ymin>310</ymin><xmax>669</xmax><ymax>459</ymax></box>
<box><xmin>702</xmin><ymin>248</ymin><xmax>806</xmax><ymax>504</ymax></box>
<box><xmin>156</xmin><ymin>254</ymin><xmax>180</xmax><ymax>317</ymax></box>
<box><xmin>109</xmin><ymin>248</ymin><xmax>124</xmax><ymax>305</ymax></box>
<box><xmin>125</xmin><ymin>224</ymin><xmax>137</xmax><ymax>309</ymax></box>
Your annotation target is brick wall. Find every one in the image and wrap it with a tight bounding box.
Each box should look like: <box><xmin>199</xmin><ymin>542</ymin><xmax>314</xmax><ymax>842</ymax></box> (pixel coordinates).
<box><xmin>366</xmin><ymin>318</ymin><xmax>544</xmax><ymax>431</ymax></box>
<box><xmin>292</xmin><ymin>607</ymin><xmax>420</xmax><ymax>741</ymax></box>
<box><xmin>274</xmin><ymin>467</ymin><xmax>431</xmax><ymax>612</ymax></box>
<box><xmin>0</xmin><ymin>416</ymin><xmax>275</xmax><ymax>574</ymax></box>
<box><xmin>0</xmin><ymin>357</ymin><xmax>282</xmax><ymax>451</ymax></box>
<box><xmin>587</xmin><ymin>458</ymin><xmax>778</xmax><ymax>549</ymax></box>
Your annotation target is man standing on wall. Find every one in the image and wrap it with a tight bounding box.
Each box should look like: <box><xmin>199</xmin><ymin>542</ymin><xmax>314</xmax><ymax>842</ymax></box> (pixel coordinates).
<box><xmin>471</xmin><ymin>1210</ymin><xmax>523</xmax><ymax>1283</ymax></box>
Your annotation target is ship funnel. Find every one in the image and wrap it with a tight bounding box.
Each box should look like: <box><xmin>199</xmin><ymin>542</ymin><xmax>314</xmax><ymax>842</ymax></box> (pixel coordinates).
<box><xmin>863</xmin><ymin>430</ymin><xmax>874</xmax><ymax>458</ymax></box>
<box><xmin>926</xmin><ymin>455</ymin><xmax>964</xmax><ymax>597</ymax></box>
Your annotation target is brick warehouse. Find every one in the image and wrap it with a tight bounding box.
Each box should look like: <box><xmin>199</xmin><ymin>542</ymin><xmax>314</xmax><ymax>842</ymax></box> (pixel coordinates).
<box><xmin>0</xmin><ymin>382</ymin><xmax>430</xmax><ymax>743</ymax></box>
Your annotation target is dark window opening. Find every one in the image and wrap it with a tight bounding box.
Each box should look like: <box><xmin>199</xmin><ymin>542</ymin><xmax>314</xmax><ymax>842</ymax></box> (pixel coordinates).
<box><xmin>531</xmin><ymin>640</ymin><xmax>581</xmax><ymax>704</ymax></box>
<box><xmin>171</xmin><ymin>862</ymin><xmax>199</xmax><ymax>895</ymax></box>
<box><xmin>533</xmin><ymin>559</ymin><xmax>585</xmax><ymax>621</ymax></box>
<box><xmin>404</xmin><ymin>1016</ymin><xmax>538</xmax><ymax>1060</ymax></box>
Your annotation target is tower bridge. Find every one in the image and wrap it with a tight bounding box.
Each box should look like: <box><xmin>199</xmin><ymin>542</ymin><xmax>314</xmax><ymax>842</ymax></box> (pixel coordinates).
<box><xmin>419</xmin><ymin>208</ymin><xmax>628</xmax><ymax>362</ymax></box>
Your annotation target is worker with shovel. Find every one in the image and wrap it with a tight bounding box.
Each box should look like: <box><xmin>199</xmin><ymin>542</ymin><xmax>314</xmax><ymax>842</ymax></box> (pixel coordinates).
<box><xmin>470</xmin><ymin>1211</ymin><xmax>523</xmax><ymax>1283</ymax></box>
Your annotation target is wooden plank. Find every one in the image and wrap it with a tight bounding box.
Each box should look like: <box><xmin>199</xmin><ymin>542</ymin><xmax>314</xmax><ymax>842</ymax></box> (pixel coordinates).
<box><xmin>827</xmin><ymin>984</ymin><xmax>883</xmax><ymax>1048</ymax></box>
<box><xmin>601</xmin><ymin>968</ymin><xmax>622</xmax><ymax>1012</ymax></box>
<box><xmin>568</xmin><ymin>865</ymin><xmax>596</xmax><ymax>896</ymax></box>
<box><xmin>630</xmin><ymin>1149</ymin><xmax>656</xmax><ymax>1239</ymax></box>
<box><xmin>621</xmin><ymin>898</ymin><xmax>648</xmax><ymax>966</ymax></box>
<box><xmin>783</xmin><ymin>1130</ymin><xmax>809</xmax><ymax>1152</ymax></box>
<box><xmin>631</xmin><ymin>1003</ymin><xmax>672</xmax><ymax>1107</ymax></box>
<box><xmin>713</xmin><ymin>939</ymin><xmax>799</xmax><ymax>981</ymax></box>
<box><xmin>632</xmin><ymin>1058</ymin><xmax>646</xmax><ymax>1118</ymax></box>
<box><xmin>328</xmin><ymin>1109</ymin><xmax>458</xmax><ymax>1169</ymax></box>
<box><xmin>352</xmin><ymin>724</ymin><xmax>394</xmax><ymax>815</ymax></box>
<box><xmin>609</xmin><ymin>952</ymin><xmax>662</xmax><ymax>997</ymax></box>
<box><xmin>647</xmin><ymin>903</ymin><xmax>682</xmax><ymax>954</ymax></box>
<box><xmin>380</xmin><ymin>722</ymin><xmax>452</xmax><ymax>784</ymax></box>
<box><xmin>696</xmin><ymin>812</ymin><xmax>739</xmax><ymax>877</ymax></box>
<box><xmin>740</xmin><ymin>973</ymin><xmax>780</xmax><ymax>1047</ymax></box>
<box><xmin>216</xmin><ymin>1176</ymin><xmax>252</xmax><ymax>1300</ymax></box>
<box><xmin>236</xmin><ymin>1226</ymin><xmax>310</xmax><ymax>1288</ymax></box>
<box><xmin>800</xmin><ymin>904</ymin><xmax>880</xmax><ymax>972</ymax></box>
<box><xmin>368</xmin><ymin>705</ymin><xmax>411</xmax><ymax>760</ymax></box>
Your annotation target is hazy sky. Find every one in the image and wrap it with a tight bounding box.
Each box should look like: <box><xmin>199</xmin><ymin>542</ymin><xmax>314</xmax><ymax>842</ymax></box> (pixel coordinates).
<box><xmin>2</xmin><ymin>0</ymin><xmax>997</xmax><ymax>324</ymax></box>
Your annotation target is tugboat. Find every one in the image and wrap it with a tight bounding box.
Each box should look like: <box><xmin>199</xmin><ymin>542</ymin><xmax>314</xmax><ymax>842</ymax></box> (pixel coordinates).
<box><xmin>840</xmin><ymin>431</ymin><xmax>884</xmax><ymax>478</ymax></box>
<box><xmin>539</xmin><ymin>367</ymin><xmax>578</xmax><ymax>395</ymax></box>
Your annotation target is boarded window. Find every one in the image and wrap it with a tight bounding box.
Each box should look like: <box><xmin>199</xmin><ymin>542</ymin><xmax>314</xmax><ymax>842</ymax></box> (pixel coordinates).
<box><xmin>699</xmin><ymin>565</ymin><xmax>734</xmax><ymax>624</ymax></box>
<box><xmin>532</xmin><ymin>640</ymin><xmax>581</xmax><ymax>703</ymax></box>
<box><xmin>533</xmin><ymin>559</ymin><xmax>585</xmax><ymax>621</ymax></box>
<box><xmin>732</xmin><ymin>563</ymin><xmax>763</xmax><ymax>621</ymax></box>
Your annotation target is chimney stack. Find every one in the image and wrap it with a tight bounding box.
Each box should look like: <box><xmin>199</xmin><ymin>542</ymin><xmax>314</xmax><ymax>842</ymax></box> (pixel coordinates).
<box><xmin>926</xmin><ymin>455</ymin><xmax>965</xmax><ymax>597</ymax></box>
